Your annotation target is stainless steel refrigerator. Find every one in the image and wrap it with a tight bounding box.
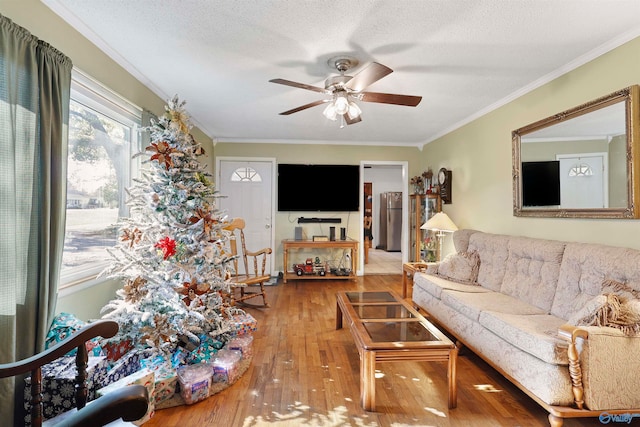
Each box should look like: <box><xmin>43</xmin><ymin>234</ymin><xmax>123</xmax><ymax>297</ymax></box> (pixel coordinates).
<box><xmin>378</xmin><ymin>191</ymin><xmax>402</xmax><ymax>252</ymax></box>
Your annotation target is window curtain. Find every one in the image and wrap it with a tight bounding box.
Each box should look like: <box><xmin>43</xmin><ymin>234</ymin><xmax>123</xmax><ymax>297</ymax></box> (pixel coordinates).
<box><xmin>0</xmin><ymin>14</ymin><xmax>72</xmax><ymax>424</ymax></box>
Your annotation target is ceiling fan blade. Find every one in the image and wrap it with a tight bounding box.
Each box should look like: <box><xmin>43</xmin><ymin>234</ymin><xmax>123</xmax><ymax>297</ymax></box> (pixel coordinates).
<box><xmin>279</xmin><ymin>99</ymin><xmax>327</xmax><ymax>115</ymax></box>
<box><xmin>269</xmin><ymin>78</ymin><xmax>326</xmax><ymax>93</ymax></box>
<box><xmin>344</xmin><ymin>113</ymin><xmax>362</xmax><ymax>125</ymax></box>
<box><xmin>345</xmin><ymin>62</ymin><xmax>393</xmax><ymax>92</ymax></box>
<box><xmin>360</xmin><ymin>91</ymin><xmax>422</xmax><ymax>107</ymax></box>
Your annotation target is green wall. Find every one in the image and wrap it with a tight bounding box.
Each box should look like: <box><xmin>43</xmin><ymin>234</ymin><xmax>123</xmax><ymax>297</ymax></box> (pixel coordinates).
<box><xmin>421</xmin><ymin>35</ymin><xmax>640</xmax><ymax>252</ymax></box>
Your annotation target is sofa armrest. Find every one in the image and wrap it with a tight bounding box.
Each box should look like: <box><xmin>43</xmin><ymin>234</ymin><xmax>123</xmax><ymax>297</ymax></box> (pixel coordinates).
<box><xmin>559</xmin><ymin>324</ymin><xmax>640</xmax><ymax>411</ymax></box>
<box><xmin>558</xmin><ymin>324</ymin><xmax>590</xmax><ymax>409</ymax></box>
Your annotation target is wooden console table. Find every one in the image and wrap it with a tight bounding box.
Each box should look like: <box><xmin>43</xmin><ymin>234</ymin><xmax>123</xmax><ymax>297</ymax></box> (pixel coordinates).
<box><xmin>282</xmin><ymin>239</ymin><xmax>358</xmax><ymax>283</ymax></box>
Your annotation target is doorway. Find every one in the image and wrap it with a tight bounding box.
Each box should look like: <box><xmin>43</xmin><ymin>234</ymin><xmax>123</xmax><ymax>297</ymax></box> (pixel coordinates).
<box><xmin>360</xmin><ymin>161</ymin><xmax>408</xmax><ymax>275</ymax></box>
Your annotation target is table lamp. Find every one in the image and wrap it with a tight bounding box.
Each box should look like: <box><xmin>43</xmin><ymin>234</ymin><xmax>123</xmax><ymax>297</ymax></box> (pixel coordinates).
<box><xmin>421</xmin><ymin>212</ymin><xmax>458</xmax><ymax>261</ymax></box>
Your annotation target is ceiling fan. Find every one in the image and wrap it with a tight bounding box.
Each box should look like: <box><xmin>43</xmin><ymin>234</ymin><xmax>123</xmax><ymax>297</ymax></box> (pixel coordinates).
<box><xmin>269</xmin><ymin>56</ymin><xmax>422</xmax><ymax>126</ymax></box>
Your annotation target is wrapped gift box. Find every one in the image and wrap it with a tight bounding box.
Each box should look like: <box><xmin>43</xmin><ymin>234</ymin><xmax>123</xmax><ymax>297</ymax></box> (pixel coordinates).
<box><xmin>24</xmin><ymin>356</ymin><xmax>110</xmax><ymax>427</ymax></box>
<box><xmin>187</xmin><ymin>334</ymin><xmax>223</xmax><ymax>364</ymax></box>
<box><xmin>227</xmin><ymin>312</ymin><xmax>257</xmax><ymax>337</ymax></box>
<box><xmin>177</xmin><ymin>363</ymin><xmax>211</xmax><ymax>405</ymax></box>
<box><xmin>227</xmin><ymin>335</ymin><xmax>253</xmax><ymax>360</ymax></box>
<box><xmin>102</xmin><ymin>348</ymin><xmax>152</xmax><ymax>386</ymax></box>
<box><xmin>210</xmin><ymin>349</ymin><xmax>242</xmax><ymax>384</ymax></box>
<box><xmin>44</xmin><ymin>312</ymin><xmax>103</xmax><ymax>357</ymax></box>
<box><xmin>102</xmin><ymin>338</ymin><xmax>134</xmax><ymax>362</ymax></box>
<box><xmin>140</xmin><ymin>355</ymin><xmax>178</xmax><ymax>404</ymax></box>
<box><xmin>97</xmin><ymin>368</ymin><xmax>155</xmax><ymax>425</ymax></box>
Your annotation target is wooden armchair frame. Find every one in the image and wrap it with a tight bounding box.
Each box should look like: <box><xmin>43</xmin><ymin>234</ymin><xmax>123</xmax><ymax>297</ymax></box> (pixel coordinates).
<box><xmin>0</xmin><ymin>320</ymin><xmax>148</xmax><ymax>427</ymax></box>
<box><xmin>224</xmin><ymin>217</ymin><xmax>272</xmax><ymax>307</ymax></box>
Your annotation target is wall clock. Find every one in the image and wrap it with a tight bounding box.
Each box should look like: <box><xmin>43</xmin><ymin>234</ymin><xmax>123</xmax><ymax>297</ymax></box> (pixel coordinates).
<box><xmin>438</xmin><ymin>167</ymin><xmax>452</xmax><ymax>204</ymax></box>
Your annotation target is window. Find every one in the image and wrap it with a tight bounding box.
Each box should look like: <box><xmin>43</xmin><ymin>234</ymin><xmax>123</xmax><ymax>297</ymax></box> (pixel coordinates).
<box><xmin>60</xmin><ymin>69</ymin><xmax>142</xmax><ymax>287</ymax></box>
<box><xmin>230</xmin><ymin>166</ymin><xmax>262</xmax><ymax>182</ymax></box>
<box><xmin>568</xmin><ymin>162</ymin><xmax>594</xmax><ymax>177</ymax></box>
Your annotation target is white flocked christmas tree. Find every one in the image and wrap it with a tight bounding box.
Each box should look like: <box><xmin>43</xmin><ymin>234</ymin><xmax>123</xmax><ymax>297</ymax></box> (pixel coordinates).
<box><xmin>100</xmin><ymin>96</ymin><xmax>242</xmax><ymax>355</ymax></box>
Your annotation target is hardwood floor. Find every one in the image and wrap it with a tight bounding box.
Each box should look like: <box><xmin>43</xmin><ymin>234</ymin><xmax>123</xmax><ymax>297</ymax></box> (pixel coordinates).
<box><xmin>144</xmin><ymin>275</ymin><xmax>602</xmax><ymax>427</ymax></box>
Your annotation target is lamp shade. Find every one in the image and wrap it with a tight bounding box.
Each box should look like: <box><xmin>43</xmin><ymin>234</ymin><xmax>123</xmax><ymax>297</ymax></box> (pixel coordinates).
<box><xmin>421</xmin><ymin>212</ymin><xmax>458</xmax><ymax>232</ymax></box>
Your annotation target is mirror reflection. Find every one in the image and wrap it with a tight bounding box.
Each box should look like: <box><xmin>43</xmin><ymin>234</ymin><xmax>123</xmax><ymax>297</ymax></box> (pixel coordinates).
<box><xmin>512</xmin><ymin>86</ymin><xmax>639</xmax><ymax>218</ymax></box>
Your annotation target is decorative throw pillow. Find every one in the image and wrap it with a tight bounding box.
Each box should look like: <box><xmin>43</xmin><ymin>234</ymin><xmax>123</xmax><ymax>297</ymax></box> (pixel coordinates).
<box><xmin>432</xmin><ymin>251</ymin><xmax>480</xmax><ymax>285</ymax></box>
<box><xmin>569</xmin><ymin>293</ymin><xmax>640</xmax><ymax>336</ymax></box>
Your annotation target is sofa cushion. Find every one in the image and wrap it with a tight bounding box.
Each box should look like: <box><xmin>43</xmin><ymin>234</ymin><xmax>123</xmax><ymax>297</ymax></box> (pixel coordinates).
<box><xmin>467</xmin><ymin>232</ymin><xmax>510</xmax><ymax>292</ymax></box>
<box><xmin>479</xmin><ymin>311</ymin><xmax>569</xmax><ymax>365</ymax></box>
<box><xmin>434</xmin><ymin>251</ymin><xmax>480</xmax><ymax>285</ymax></box>
<box><xmin>551</xmin><ymin>243</ymin><xmax>640</xmax><ymax>320</ymax></box>
<box><xmin>440</xmin><ymin>289</ymin><xmax>546</xmax><ymax>322</ymax></box>
<box><xmin>414</xmin><ymin>272</ymin><xmax>492</xmax><ymax>300</ymax></box>
<box><xmin>500</xmin><ymin>236</ymin><xmax>565</xmax><ymax>312</ymax></box>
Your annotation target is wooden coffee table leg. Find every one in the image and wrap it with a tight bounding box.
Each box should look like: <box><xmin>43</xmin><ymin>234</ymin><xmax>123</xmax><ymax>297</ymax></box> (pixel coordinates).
<box><xmin>336</xmin><ymin>302</ymin><xmax>343</xmax><ymax>330</ymax></box>
<box><xmin>448</xmin><ymin>346</ymin><xmax>458</xmax><ymax>409</ymax></box>
<box><xmin>360</xmin><ymin>350</ymin><xmax>376</xmax><ymax>411</ymax></box>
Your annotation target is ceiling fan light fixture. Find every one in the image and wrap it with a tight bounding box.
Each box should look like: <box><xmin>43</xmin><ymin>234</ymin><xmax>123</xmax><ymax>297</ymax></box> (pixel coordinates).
<box><xmin>334</xmin><ymin>93</ymin><xmax>349</xmax><ymax>115</ymax></box>
<box><xmin>347</xmin><ymin>101</ymin><xmax>361</xmax><ymax>120</ymax></box>
<box><xmin>323</xmin><ymin>103</ymin><xmax>338</xmax><ymax>121</ymax></box>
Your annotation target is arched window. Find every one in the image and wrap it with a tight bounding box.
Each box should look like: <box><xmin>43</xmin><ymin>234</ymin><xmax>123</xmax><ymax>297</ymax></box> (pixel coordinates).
<box><xmin>231</xmin><ymin>166</ymin><xmax>262</xmax><ymax>182</ymax></box>
<box><xmin>568</xmin><ymin>163</ymin><xmax>594</xmax><ymax>177</ymax></box>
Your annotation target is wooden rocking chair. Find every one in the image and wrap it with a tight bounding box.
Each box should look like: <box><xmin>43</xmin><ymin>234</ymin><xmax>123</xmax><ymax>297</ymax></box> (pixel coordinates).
<box><xmin>0</xmin><ymin>320</ymin><xmax>148</xmax><ymax>427</ymax></box>
<box><xmin>224</xmin><ymin>218</ymin><xmax>272</xmax><ymax>307</ymax></box>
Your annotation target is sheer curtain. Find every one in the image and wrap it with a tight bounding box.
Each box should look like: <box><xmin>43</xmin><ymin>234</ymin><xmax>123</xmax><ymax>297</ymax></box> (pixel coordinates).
<box><xmin>0</xmin><ymin>14</ymin><xmax>72</xmax><ymax>424</ymax></box>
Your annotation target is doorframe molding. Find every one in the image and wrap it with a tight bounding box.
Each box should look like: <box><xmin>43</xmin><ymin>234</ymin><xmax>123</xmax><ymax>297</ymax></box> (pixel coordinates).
<box><xmin>216</xmin><ymin>156</ymin><xmax>277</xmax><ymax>276</ymax></box>
<box><xmin>359</xmin><ymin>160</ymin><xmax>409</xmax><ymax>275</ymax></box>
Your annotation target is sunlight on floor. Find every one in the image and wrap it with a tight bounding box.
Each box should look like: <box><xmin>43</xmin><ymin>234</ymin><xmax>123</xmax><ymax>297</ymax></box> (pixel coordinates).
<box><xmin>474</xmin><ymin>383</ymin><xmax>502</xmax><ymax>393</ymax></box>
<box><xmin>242</xmin><ymin>401</ymin><xmax>443</xmax><ymax>427</ymax></box>
<box><xmin>242</xmin><ymin>403</ymin><xmax>379</xmax><ymax>427</ymax></box>
<box><xmin>423</xmin><ymin>407</ymin><xmax>447</xmax><ymax>418</ymax></box>
<box><xmin>240</xmin><ymin>366</ymin><xmax>449</xmax><ymax>426</ymax></box>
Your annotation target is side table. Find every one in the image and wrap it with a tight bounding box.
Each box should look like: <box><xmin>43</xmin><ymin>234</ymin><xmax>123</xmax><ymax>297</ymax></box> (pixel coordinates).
<box><xmin>402</xmin><ymin>262</ymin><xmax>428</xmax><ymax>298</ymax></box>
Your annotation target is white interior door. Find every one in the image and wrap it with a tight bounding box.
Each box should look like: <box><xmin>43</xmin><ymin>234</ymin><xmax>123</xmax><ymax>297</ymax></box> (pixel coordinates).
<box><xmin>557</xmin><ymin>153</ymin><xmax>607</xmax><ymax>209</ymax></box>
<box><xmin>218</xmin><ymin>159</ymin><xmax>274</xmax><ymax>275</ymax></box>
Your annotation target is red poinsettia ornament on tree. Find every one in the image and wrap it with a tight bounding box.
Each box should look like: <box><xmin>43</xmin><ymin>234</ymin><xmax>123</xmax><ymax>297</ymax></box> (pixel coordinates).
<box><xmin>155</xmin><ymin>236</ymin><xmax>177</xmax><ymax>260</ymax></box>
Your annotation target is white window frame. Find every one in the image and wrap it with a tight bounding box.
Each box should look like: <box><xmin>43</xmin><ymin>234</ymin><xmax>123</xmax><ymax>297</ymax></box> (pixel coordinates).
<box><xmin>59</xmin><ymin>68</ymin><xmax>142</xmax><ymax>289</ymax></box>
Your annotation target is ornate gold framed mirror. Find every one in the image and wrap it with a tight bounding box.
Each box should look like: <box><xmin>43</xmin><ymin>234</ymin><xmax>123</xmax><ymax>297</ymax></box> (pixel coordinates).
<box><xmin>512</xmin><ymin>85</ymin><xmax>639</xmax><ymax>218</ymax></box>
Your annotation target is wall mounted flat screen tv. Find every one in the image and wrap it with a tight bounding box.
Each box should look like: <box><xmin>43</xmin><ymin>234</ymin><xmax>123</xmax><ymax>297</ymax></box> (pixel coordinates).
<box><xmin>522</xmin><ymin>161</ymin><xmax>561</xmax><ymax>207</ymax></box>
<box><xmin>278</xmin><ymin>164</ymin><xmax>360</xmax><ymax>211</ymax></box>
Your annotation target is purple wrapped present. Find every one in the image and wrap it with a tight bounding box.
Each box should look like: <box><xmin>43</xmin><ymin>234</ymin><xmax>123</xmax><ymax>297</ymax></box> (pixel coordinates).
<box><xmin>210</xmin><ymin>349</ymin><xmax>242</xmax><ymax>384</ymax></box>
<box><xmin>228</xmin><ymin>335</ymin><xmax>254</xmax><ymax>360</ymax></box>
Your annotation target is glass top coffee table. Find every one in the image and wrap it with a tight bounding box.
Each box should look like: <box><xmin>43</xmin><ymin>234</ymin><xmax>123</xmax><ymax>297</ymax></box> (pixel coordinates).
<box><xmin>336</xmin><ymin>290</ymin><xmax>457</xmax><ymax>411</ymax></box>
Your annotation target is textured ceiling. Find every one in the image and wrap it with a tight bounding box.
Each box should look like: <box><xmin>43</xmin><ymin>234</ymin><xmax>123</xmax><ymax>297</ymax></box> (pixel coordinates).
<box><xmin>43</xmin><ymin>0</ymin><xmax>640</xmax><ymax>147</ymax></box>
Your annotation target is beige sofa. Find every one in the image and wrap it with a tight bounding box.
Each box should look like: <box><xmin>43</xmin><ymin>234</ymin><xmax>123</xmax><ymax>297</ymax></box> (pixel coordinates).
<box><xmin>411</xmin><ymin>229</ymin><xmax>640</xmax><ymax>427</ymax></box>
